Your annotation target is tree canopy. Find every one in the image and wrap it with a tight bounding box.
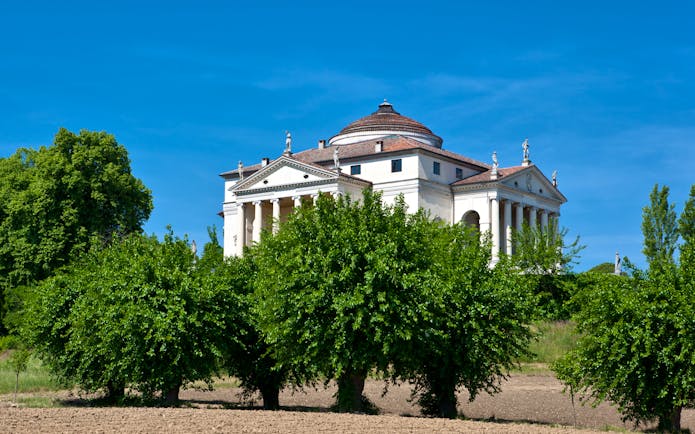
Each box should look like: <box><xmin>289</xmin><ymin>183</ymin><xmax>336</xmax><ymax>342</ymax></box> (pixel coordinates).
<box><xmin>252</xmin><ymin>190</ymin><xmax>536</xmax><ymax>416</ymax></box>
<box><xmin>24</xmin><ymin>230</ymin><xmax>241</xmax><ymax>403</ymax></box>
<box><xmin>406</xmin><ymin>225</ymin><xmax>535</xmax><ymax>418</ymax></box>
<box><xmin>0</xmin><ymin>128</ymin><xmax>152</xmax><ymax>332</ymax></box>
<box><xmin>554</xmin><ymin>184</ymin><xmax>695</xmax><ymax>432</ymax></box>
<box><xmin>641</xmin><ymin>184</ymin><xmax>678</xmax><ymax>272</ymax></box>
<box><xmin>252</xmin><ymin>191</ymin><xmax>437</xmax><ymax>412</ymax></box>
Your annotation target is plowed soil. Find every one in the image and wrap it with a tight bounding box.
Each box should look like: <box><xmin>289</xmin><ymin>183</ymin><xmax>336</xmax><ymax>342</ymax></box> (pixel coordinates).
<box><xmin>2</xmin><ymin>374</ymin><xmax>692</xmax><ymax>433</ymax></box>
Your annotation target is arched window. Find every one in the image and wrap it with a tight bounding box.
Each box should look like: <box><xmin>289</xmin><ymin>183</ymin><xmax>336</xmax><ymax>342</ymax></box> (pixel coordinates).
<box><xmin>461</xmin><ymin>210</ymin><xmax>480</xmax><ymax>232</ymax></box>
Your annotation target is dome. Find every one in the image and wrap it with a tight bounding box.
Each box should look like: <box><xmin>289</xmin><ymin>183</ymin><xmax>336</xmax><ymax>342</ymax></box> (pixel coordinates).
<box><xmin>328</xmin><ymin>100</ymin><xmax>443</xmax><ymax>148</ymax></box>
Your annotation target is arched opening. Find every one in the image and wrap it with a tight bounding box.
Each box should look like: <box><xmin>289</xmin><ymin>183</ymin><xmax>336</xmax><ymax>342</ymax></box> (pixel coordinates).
<box><xmin>462</xmin><ymin>210</ymin><xmax>480</xmax><ymax>232</ymax></box>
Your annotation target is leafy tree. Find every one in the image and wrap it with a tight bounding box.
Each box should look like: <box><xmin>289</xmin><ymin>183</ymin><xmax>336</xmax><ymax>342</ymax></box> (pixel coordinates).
<box><xmin>252</xmin><ymin>191</ymin><xmax>433</xmax><ymax>413</ymax></box>
<box><xmin>512</xmin><ymin>220</ymin><xmax>583</xmax><ymax>274</ymax></box>
<box><xmin>554</xmin><ymin>185</ymin><xmax>695</xmax><ymax>432</ymax></box>
<box><xmin>406</xmin><ymin>225</ymin><xmax>535</xmax><ymax>418</ymax></box>
<box><xmin>200</xmin><ymin>227</ymin><xmax>286</xmax><ymax>410</ymax></box>
<box><xmin>641</xmin><ymin>184</ymin><xmax>678</xmax><ymax>272</ymax></box>
<box><xmin>678</xmin><ymin>185</ymin><xmax>695</xmax><ymax>285</ymax></box>
<box><xmin>586</xmin><ymin>262</ymin><xmax>616</xmax><ymax>274</ymax></box>
<box><xmin>511</xmin><ymin>221</ymin><xmax>584</xmax><ymax>319</ymax></box>
<box><xmin>553</xmin><ymin>272</ymin><xmax>695</xmax><ymax>432</ymax></box>
<box><xmin>0</xmin><ymin>128</ymin><xmax>152</xmax><ymax>332</ymax></box>
<box><xmin>24</xmin><ymin>230</ymin><xmax>240</xmax><ymax>404</ymax></box>
<box><xmin>9</xmin><ymin>348</ymin><xmax>31</xmax><ymax>402</ymax></box>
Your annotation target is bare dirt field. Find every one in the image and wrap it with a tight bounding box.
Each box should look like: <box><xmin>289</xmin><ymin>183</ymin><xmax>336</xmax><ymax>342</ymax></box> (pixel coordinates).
<box><xmin>2</xmin><ymin>374</ymin><xmax>693</xmax><ymax>433</ymax></box>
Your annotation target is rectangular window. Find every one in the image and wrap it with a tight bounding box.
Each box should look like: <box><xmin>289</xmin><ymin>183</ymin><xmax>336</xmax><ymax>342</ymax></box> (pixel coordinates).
<box><xmin>455</xmin><ymin>168</ymin><xmax>463</xmax><ymax>179</ymax></box>
<box><xmin>391</xmin><ymin>159</ymin><xmax>402</xmax><ymax>172</ymax></box>
<box><xmin>433</xmin><ymin>161</ymin><xmax>441</xmax><ymax>175</ymax></box>
<box><xmin>350</xmin><ymin>164</ymin><xmax>361</xmax><ymax>175</ymax></box>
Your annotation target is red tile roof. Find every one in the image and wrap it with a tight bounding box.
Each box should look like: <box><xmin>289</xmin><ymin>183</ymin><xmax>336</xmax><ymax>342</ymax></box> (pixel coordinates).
<box><xmin>221</xmin><ymin>135</ymin><xmax>490</xmax><ymax>178</ymax></box>
<box><xmin>332</xmin><ymin>101</ymin><xmax>440</xmax><ymax>141</ymax></box>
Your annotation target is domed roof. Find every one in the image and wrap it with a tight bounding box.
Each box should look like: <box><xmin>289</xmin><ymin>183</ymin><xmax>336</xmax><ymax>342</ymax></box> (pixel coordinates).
<box><xmin>329</xmin><ymin>101</ymin><xmax>443</xmax><ymax>148</ymax></box>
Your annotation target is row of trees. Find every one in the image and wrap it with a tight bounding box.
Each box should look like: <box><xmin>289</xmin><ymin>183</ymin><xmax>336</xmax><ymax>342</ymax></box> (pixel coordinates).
<box><xmin>554</xmin><ymin>185</ymin><xmax>695</xmax><ymax>432</ymax></box>
<box><xmin>12</xmin><ymin>128</ymin><xmax>695</xmax><ymax>429</ymax></box>
<box><xmin>20</xmin><ymin>190</ymin><xmax>547</xmax><ymax>417</ymax></box>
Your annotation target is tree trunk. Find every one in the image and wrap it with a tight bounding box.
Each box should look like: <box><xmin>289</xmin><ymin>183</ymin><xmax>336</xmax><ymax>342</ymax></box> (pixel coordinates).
<box><xmin>417</xmin><ymin>374</ymin><xmax>459</xmax><ymax>419</ymax></box>
<box><xmin>657</xmin><ymin>406</ymin><xmax>682</xmax><ymax>432</ymax></box>
<box><xmin>335</xmin><ymin>372</ymin><xmax>367</xmax><ymax>412</ymax></box>
<box><xmin>105</xmin><ymin>380</ymin><xmax>125</xmax><ymax>404</ymax></box>
<box><xmin>436</xmin><ymin>386</ymin><xmax>458</xmax><ymax>419</ymax></box>
<box><xmin>163</xmin><ymin>385</ymin><xmax>180</xmax><ymax>406</ymax></box>
<box><xmin>260</xmin><ymin>384</ymin><xmax>280</xmax><ymax>410</ymax></box>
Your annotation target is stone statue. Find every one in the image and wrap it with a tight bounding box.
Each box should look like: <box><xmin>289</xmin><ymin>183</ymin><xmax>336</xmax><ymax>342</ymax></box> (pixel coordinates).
<box><xmin>552</xmin><ymin>170</ymin><xmax>557</xmax><ymax>187</ymax></box>
<box><xmin>490</xmin><ymin>151</ymin><xmax>499</xmax><ymax>180</ymax></box>
<box><xmin>614</xmin><ymin>251</ymin><xmax>622</xmax><ymax>275</ymax></box>
<box><xmin>285</xmin><ymin>131</ymin><xmax>292</xmax><ymax>154</ymax></box>
<box><xmin>333</xmin><ymin>146</ymin><xmax>340</xmax><ymax>170</ymax></box>
<box><xmin>522</xmin><ymin>138</ymin><xmax>529</xmax><ymax>162</ymax></box>
<box><xmin>238</xmin><ymin>160</ymin><xmax>244</xmax><ymax>180</ymax></box>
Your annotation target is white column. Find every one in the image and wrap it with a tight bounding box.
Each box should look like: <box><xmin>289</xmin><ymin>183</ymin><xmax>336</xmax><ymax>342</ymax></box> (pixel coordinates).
<box><xmin>252</xmin><ymin>200</ymin><xmax>263</xmax><ymax>243</ymax></box>
<box><xmin>490</xmin><ymin>197</ymin><xmax>500</xmax><ymax>260</ymax></box>
<box><xmin>312</xmin><ymin>193</ymin><xmax>319</xmax><ymax>205</ymax></box>
<box><xmin>528</xmin><ymin>206</ymin><xmax>537</xmax><ymax>227</ymax></box>
<box><xmin>515</xmin><ymin>203</ymin><xmax>524</xmax><ymax>232</ymax></box>
<box><xmin>504</xmin><ymin>200</ymin><xmax>513</xmax><ymax>255</ymax></box>
<box><xmin>540</xmin><ymin>209</ymin><xmax>549</xmax><ymax>232</ymax></box>
<box><xmin>293</xmin><ymin>195</ymin><xmax>302</xmax><ymax>208</ymax></box>
<box><xmin>236</xmin><ymin>203</ymin><xmax>245</xmax><ymax>256</ymax></box>
<box><xmin>271</xmin><ymin>198</ymin><xmax>280</xmax><ymax>234</ymax></box>
<box><xmin>331</xmin><ymin>191</ymin><xmax>343</xmax><ymax>199</ymax></box>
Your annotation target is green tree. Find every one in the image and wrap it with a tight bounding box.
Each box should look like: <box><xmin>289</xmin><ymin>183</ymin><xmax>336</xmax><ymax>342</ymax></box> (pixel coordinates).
<box><xmin>0</xmin><ymin>128</ymin><xmax>152</xmax><ymax>332</ymax></box>
<box><xmin>554</xmin><ymin>185</ymin><xmax>695</xmax><ymax>432</ymax></box>
<box><xmin>199</xmin><ymin>227</ymin><xmax>286</xmax><ymax>410</ymax></box>
<box><xmin>406</xmin><ymin>225</ymin><xmax>535</xmax><ymax>418</ymax></box>
<box><xmin>641</xmin><ymin>184</ymin><xmax>678</xmax><ymax>272</ymax></box>
<box><xmin>24</xmin><ymin>230</ymin><xmax>239</xmax><ymax>404</ymax></box>
<box><xmin>512</xmin><ymin>221</ymin><xmax>583</xmax><ymax>274</ymax></box>
<box><xmin>678</xmin><ymin>185</ymin><xmax>695</xmax><ymax>285</ymax></box>
<box><xmin>252</xmin><ymin>191</ymin><xmax>433</xmax><ymax>413</ymax></box>
<box><xmin>553</xmin><ymin>272</ymin><xmax>695</xmax><ymax>431</ymax></box>
<box><xmin>511</xmin><ymin>221</ymin><xmax>584</xmax><ymax>319</ymax></box>
<box><xmin>586</xmin><ymin>262</ymin><xmax>615</xmax><ymax>274</ymax></box>
<box><xmin>9</xmin><ymin>348</ymin><xmax>31</xmax><ymax>402</ymax></box>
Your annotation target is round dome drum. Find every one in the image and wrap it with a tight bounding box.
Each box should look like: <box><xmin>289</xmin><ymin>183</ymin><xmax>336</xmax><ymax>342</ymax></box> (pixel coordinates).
<box><xmin>328</xmin><ymin>101</ymin><xmax>443</xmax><ymax>148</ymax></box>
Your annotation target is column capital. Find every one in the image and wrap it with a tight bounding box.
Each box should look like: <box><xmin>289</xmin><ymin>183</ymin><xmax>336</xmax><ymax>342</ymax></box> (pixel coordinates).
<box><xmin>253</xmin><ymin>200</ymin><xmax>262</xmax><ymax>206</ymax></box>
<box><xmin>292</xmin><ymin>195</ymin><xmax>301</xmax><ymax>201</ymax></box>
<box><xmin>269</xmin><ymin>198</ymin><xmax>280</xmax><ymax>204</ymax></box>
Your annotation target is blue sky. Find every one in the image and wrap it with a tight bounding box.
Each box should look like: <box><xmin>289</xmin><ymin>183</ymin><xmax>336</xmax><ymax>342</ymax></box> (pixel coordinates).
<box><xmin>1</xmin><ymin>1</ymin><xmax>693</xmax><ymax>270</ymax></box>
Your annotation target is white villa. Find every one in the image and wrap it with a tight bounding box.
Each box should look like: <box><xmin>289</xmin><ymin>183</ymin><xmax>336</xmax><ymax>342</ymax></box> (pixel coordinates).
<box><xmin>220</xmin><ymin>101</ymin><xmax>566</xmax><ymax>259</ymax></box>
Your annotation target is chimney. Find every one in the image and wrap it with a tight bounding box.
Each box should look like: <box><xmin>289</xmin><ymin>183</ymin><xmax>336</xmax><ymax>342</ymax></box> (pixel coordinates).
<box><xmin>318</xmin><ymin>139</ymin><xmax>326</xmax><ymax>149</ymax></box>
<box><xmin>375</xmin><ymin>140</ymin><xmax>383</xmax><ymax>153</ymax></box>
<box><xmin>261</xmin><ymin>157</ymin><xmax>270</xmax><ymax>167</ymax></box>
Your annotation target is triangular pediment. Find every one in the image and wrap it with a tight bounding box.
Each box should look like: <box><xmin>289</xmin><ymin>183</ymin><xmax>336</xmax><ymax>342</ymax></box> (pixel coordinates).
<box><xmin>499</xmin><ymin>165</ymin><xmax>567</xmax><ymax>203</ymax></box>
<box><xmin>232</xmin><ymin>156</ymin><xmax>339</xmax><ymax>192</ymax></box>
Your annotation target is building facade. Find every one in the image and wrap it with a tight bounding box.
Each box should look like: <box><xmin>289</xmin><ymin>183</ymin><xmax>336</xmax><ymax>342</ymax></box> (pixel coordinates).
<box><xmin>220</xmin><ymin>101</ymin><xmax>566</xmax><ymax>259</ymax></box>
